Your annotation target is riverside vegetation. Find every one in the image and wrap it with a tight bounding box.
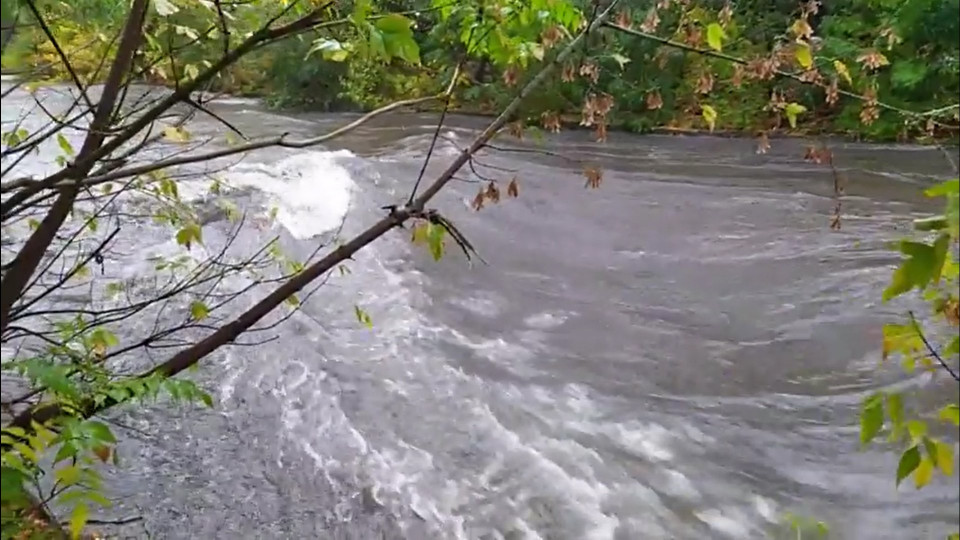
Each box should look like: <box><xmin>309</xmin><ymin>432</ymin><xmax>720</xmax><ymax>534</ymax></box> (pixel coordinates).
<box><xmin>0</xmin><ymin>0</ymin><xmax>957</xmax><ymax>538</ymax></box>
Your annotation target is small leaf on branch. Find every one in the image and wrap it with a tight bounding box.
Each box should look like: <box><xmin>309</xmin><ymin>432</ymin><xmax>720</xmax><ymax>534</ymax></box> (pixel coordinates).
<box><xmin>70</xmin><ymin>502</ymin><xmax>89</xmax><ymax>540</ymax></box>
<box><xmin>860</xmin><ymin>393</ymin><xmax>884</xmax><ymax>445</ymax></box>
<box><xmin>940</xmin><ymin>404</ymin><xmax>960</xmax><ymax>426</ymax></box>
<box><xmin>794</xmin><ymin>43</ymin><xmax>813</xmax><ymax>69</ymax></box>
<box><xmin>701</xmin><ymin>104</ymin><xmax>718</xmax><ymax>131</ymax></box>
<box><xmin>896</xmin><ymin>445</ymin><xmax>920</xmax><ymax>486</ymax></box>
<box><xmin>610</xmin><ymin>53</ymin><xmax>631</xmax><ymax>69</ymax></box>
<box><xmin>706</xmin><ymin>23</ymin><xmax>725</xmax><ymax>51</ymax></box>
<box><xmin>354</xmin><ymin>305</ymin><xmax>373</xmax><ymax>328</ymax></box>
<box><xmin>190</xmin><ymin>301</ymin><xmax>209</xmax><ymax>321</ymax></box>
<box><xmin>163</xmin><ymin>126</ymin><xmax>191</xmax><ymax>143</ymax></box>
<box><xmin>57</xmin><ymin>133</ymin><xmax>75</xmax><ymax>156</ymax></box>
<box><xmin>784</xmin><ymin>102</ymin><xmax>807</xmax><ymax>128</ymax></box>
<box><xmin>914</xmin><ymin>457</ymin><xmax>934</xmax><ymax>488</ymax></box>
<box><xmin>833</xmin><ymin>60</ymin><xmax>853</xmax><ymax>85</ymax></box>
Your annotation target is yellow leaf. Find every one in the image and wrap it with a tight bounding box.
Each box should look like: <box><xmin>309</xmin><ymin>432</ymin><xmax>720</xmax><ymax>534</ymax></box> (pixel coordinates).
<box><xmin>914</xmin><ymin>457</ymin><xmax>934</xmax><ymax>488</ymax></box>
<box><xmin>794</xmin><ymin>43</ymin><xmax>813</xmax><ymax>69</ymax></box>
<box><xmin>936</xmin><ymin>441</ymin><xmax>954</xmax><ymax>476</ymax></box>
<box><xmin>701</xmin><ymin>104</ymin><xmax>718</xmax><ymax>132</ymax></box>
<box><xmin>833</xmin><ymin>60</ymin><xmax>852</xmax><ymax>85</ymax></box>
<box><xmin>162</xmin><ymin>126</ymin><xmax>191</xmax><ymax>143</ymax></box>
<box><xmin>706</xmin><ymin>23</ymin><xmax>725</xmax><ymax>51</ymax></box>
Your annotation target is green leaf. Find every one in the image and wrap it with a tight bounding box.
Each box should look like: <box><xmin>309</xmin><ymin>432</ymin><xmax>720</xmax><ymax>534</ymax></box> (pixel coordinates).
<box><xmin>923</xmin><ymin>437</ymin><xmax>939</xmax><ymax>467</ymax></box>
<box><xmin>354</xmin><ymin>305</ymin><xmax>373</xmax><ymax>328</ymax></box>
<box><xmin>427</xmin><ymin>223</ymin><xmax>445</xmax><ymax>261</ymax></box>
<box><xmin>57</xmin><ymin>133</ymin><xmax>75</xmax><ymax>156</ymax></box>
<box><xmin>199</xmin><ymin>391</ymin><xmax>214</xmax><ymax>408</ymax></box>
<box><xmin>54</xmin><ymin>441</ymin><xmax>78</xmax><ymax>463</ymax></box>
<box><xmin>939</xmin><ymin>404</ymin><xmax>960</xmax><ymax>426</ymax></box>
<box><xmin>190</xmin><ymin>300</ymin><xmax>209</xmax><ymax>320</ymax></box>
<box><xmin>907</xmin><ymin>420</ymin><xmax>927</xmax><ymax>442</ymax></box>
<box><xmin>84</xmin><ymin>420</ymin><xmax>116</xmax><ymax>443</ymax></box>
<box><xmin>915</xmin><ymin>457</ymin><xmax>934</xmax><ymax>488</ymax></box>
<box><xmin>784</xmin><ymin>103</ymin><xmax>807</xmax><ymax>128</ymax></box>
<box><xmin>610</xmin><ymin>53</ymin><xmax>631</xmax><ymax>69</ymax></box>
<box><xmin>794</xmin><ymin>43</ymin><xmax>813</xmax><ymax>69</ymax></box>
<box><xmin>285</xmin><ymin>294</ymin><xmax>300</xmax><ymax>307</ymax></box>
<box><xmin>376</xmin><ymin>14</ymin><xmax>420</xmax><ymax>64</ymax></box>
<box><xmin>883</xmin><ymin>238</ymin><xmax>949</xmax><ymax>301</ymax></box>
<box><xmin>706</xmin><ymin>23</ymin><xmax>725</xmax><ymax>51</ymax></box>
<box><xmin>913</xmin><ymin>215</ymin><xmax>948</xmax><ymax>231</ymax></box>
<box><xmin>175</xmin><ymin>223</ymin><xmax>202</xmax><ymax>250</ymax></box>
<box><xmin>55</xmin><ymin>464</ymin><xmax>82</xmax><ymax>487</ymax></box>
<box><xmin>307</xmin><ymin>39</ymin><xmax>351</xmax><ymax>62</ymax></box>
<box><xmin>860</xmin><ymin>393</ymin><xmax>884</xmax><ymax>445</ymax></box>
<box><xmin>70</xmin><ymin>502</ymin><xmax>88</xmax><ymax>540</ymax></box>
<box><xmin>0</xmin><ymin>467</ymin><xmax>29</xmax><ymax>503</ymax></box>
<box><xmin>924</xmin><ymin>179</ymin><xmax>959</xmax><ymax>198</ymax></box>
<box><xmin>896</xmin><ymin>445</ymin><xmax>920</xmax><ymax>486</ymax></box>
<box><xmin>375</xmin><ymin>13</ymin><xmax>414</xmax><ymax>34</ymax></box>
<box><xmin>886</xmin><ymin>392</ymin><xmax>904</xmax><ymax>440</ymax></box>
<box><xmin>701</xmin><ymin>104</ymin><xmax>717</xmax><ymax>132</ymax></box>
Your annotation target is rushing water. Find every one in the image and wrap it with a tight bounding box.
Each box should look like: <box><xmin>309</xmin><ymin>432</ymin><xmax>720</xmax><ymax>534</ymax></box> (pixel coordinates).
<box><xmin>3</xmin><ymin>81</ymin><xmax>959</xmax><ymax>539</ymax></box>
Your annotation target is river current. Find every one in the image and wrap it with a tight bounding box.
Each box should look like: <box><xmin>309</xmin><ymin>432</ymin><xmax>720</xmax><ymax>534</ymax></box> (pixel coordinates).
<box><xmin>2</xmin><ymin>80</ymin><xmax>958</xmax><ymax>539</ymax></box>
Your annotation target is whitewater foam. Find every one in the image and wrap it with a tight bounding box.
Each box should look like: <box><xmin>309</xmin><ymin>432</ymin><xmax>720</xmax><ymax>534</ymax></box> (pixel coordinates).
<box><xmin>226</xmin><ymin>150</ymin><xmax>356</xmax><ymax>239</ymax></box>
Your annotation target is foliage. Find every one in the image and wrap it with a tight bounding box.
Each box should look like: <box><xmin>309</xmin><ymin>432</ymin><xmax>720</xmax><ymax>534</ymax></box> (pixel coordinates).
<box><xmin>859</xmin><ymin>177</ymin><xmax>959</xmax><ymax>535</ymax></box>
<box><xmin>3</xmin><ymin>0</ymin><xmax>957</xmax><ymax>138</ymax></box>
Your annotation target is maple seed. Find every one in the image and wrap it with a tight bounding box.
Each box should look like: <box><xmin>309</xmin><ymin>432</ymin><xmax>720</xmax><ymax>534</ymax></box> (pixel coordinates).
<box><xmin>486</xmin><ymin>181</ymin><xmax>501</xmax><ymax>203</ymax></box>
<box><xmin>756</xmin><ymin>132</ymin><xmax>771</xmax><ymax>154</ymax></box>
<box><xmin>579</xmin><ymin>61</ymin><xmax>600</xmax><ymax>84</ymax></box>
<box><xmin>471</xmin><ymin>190</ymin><xmax>485</xmax><ymax>211</ymax></box>
<box><xmin>583</xmin><ymin>166</ymin><xmax>603</xmax><ymax>189</ymax></box>
<box><xmin>640</xmin><ymin>9</ymin><xmax>660</xmax><ymax>33</ymax></box>
<box><xmin>541</xmin><ymin>111</ymin><xmax>562</xmax><ymax>133</ymax></box>
<box><xmin>695</xmin><ymin>72</ymin><xmax>714</xmax><ymax>94</ymax></box>
<box><xmin>507</xmin><ymin>178</ymin><xmax>519</xmax><ymax>198</ymax></box>
<box><xmin>857</xmin><ymin>50</ymin><xmax>889</xmax><ymax>71</ymax></box>
<box><xmin>507</xmin><ymin>120</ymin><xmax>524</xmax><ymax>139</ymax></box>
<box><xmin>502</xmin><ymin>65</ymin><xmax>519</xmax><ymax>87</ymax></box>
<box><xmin>646</xmin><ymin>90</ymin><xmax>664</xmax><ymax>110</ymax></box>
<box><xmin>594</xmin><ymin>122</ymin><xmax>608</xmax><ymax>143</ymax></box>
<box><xmin>825</xmin><ymin>77</ymin><xmax>839</xmax><ymax>106</ymax></box>
<box><xmin>614</xmin><ymin>9</ymin><xmax>631</xmax><ymax>29</ymax></box>
<box><xmin>541</xmin><ymin>25</ymin><xmax>563</xmax><ymax>49</ymax></box>
<box><xmin>561</xmin><ymin>62</ymin><xmax>577</xmax><ymax>83</ymax></box>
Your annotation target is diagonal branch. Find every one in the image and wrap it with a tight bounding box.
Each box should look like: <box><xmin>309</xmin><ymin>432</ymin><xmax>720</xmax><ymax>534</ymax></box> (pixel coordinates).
<box><xmin>908</xmin><ymin>311</ymin><xmax>960</xmax><ymax>382</ymax></box>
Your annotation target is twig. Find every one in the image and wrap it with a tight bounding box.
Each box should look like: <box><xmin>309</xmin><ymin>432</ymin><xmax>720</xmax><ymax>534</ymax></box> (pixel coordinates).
<box><xmin>908</xmin><ymin>311</ymin><xmax>960</xmax><ymax>382</ymax></box>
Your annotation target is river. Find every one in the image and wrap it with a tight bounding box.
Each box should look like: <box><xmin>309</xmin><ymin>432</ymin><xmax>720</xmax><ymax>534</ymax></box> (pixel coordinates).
<box><xmin>2</xmin><ymin>81</ymin><xmax>958</xmax><ymax>539</ymax></box>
